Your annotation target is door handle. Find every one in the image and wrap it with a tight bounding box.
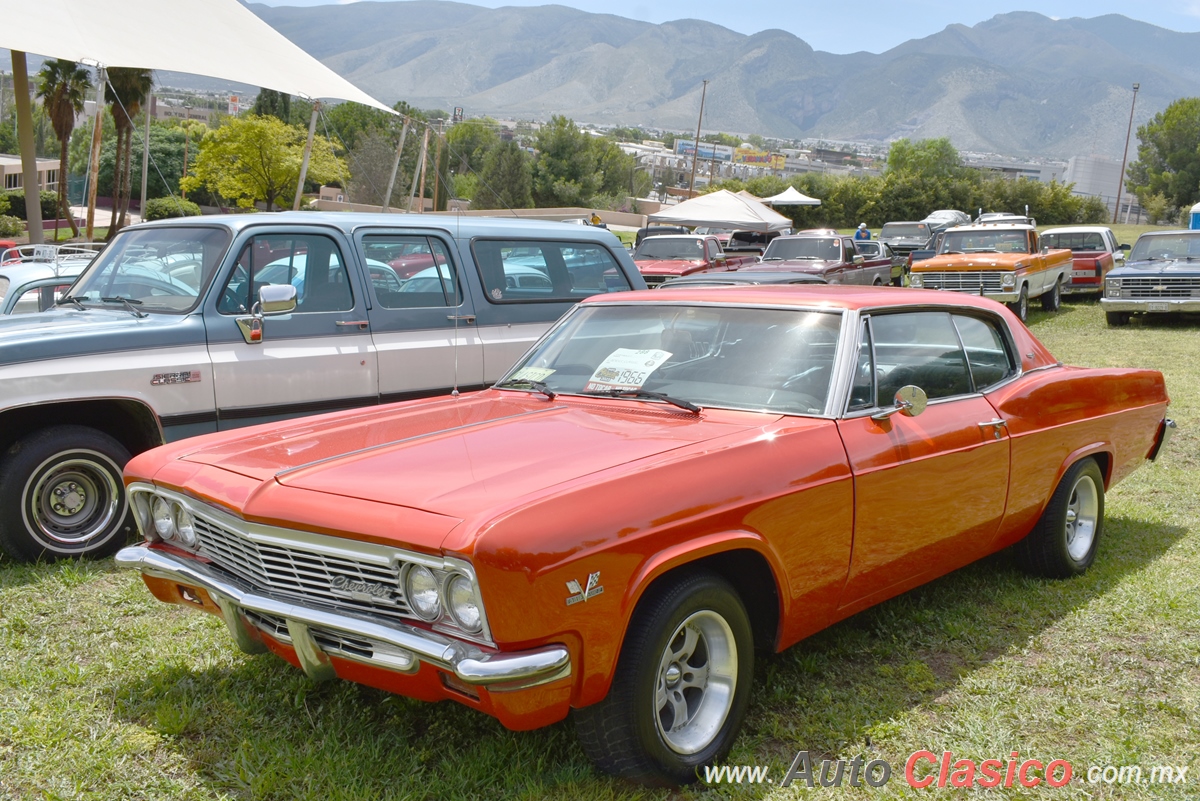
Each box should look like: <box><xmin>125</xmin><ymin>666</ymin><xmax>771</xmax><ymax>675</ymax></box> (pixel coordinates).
<box><xmin>336</xmin><ymin>320</ymin><xmax>369</xmax><ymax>330</ymax></box>
<box><xmin>446</xmin><ymin>315</ymin><xmax>476</xmax><ymax>323</ymax></box>
<box><xmin>978</xmin><ymin>419</ymin><xmax>1008</xmax><ymax>440</ymax></box>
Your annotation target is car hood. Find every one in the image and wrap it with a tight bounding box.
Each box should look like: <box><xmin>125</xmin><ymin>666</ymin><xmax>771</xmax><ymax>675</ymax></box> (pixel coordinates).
<box><xmin>635</xmin><ymin>258</ymin><xmax>708</xmax><ymax>275</ymax></box>
<box><xmin>0</xmin><ymin>308</ymin><xmax>204</xmax><ymax>366</ymax></box>
<box><xmin>914</xmin><ymin>253</ymin><xmax>1030</xmax><ymax>271</ymax></box>
<box><xmin>754</xmin><ymin>259</ymin><xmax>830</xmax><ymax>273</ymax></box>
<box><xmin>1110</xmin><ymin>259</ymin><xmax>1200</xmax><ymax>277</ymax></box>
<box><xmin>173</xmin><ymin>391</ymin><xmax>760</xmax><ymax>522</ymax></box>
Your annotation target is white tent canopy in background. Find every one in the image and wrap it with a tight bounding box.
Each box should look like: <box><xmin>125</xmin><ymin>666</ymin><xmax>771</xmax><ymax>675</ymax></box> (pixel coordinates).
<box><xmin>0</xmin><ymin>0</ymin><xmax>392</xmax><ymax>111</ymax></box>
<box><xmin>648</xmin><ymin>190</ymin><xmax>793</xmax><ymax>232</ymax></box>
<box><xmin>761</xmin><ymin>187</ymin><xmax>822</xmax><ymax>206</ymax></box>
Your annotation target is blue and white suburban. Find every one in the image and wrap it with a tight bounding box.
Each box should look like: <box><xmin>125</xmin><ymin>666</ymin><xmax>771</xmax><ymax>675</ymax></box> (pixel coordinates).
<box><xmin>0</xmin><ymin>212</ymin><xmax>644</xmax><ymax>561</ymax></box>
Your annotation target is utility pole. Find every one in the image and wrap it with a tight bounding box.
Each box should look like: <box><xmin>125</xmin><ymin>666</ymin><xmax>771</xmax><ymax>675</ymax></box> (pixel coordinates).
<box><xmin>11</xmin><ymin>51</ymin><xmax>43</xmax><ymax>245</ymax></box>
<box><xmin>139</xmin><ymin>93</ymin><xmax>152</xmax><ymax>221</ymax></box>
<box><xmin>687</xmin><ymin>79</ymin><xmax>708</xmax><ymax>198</ymax></box>
<box><xmin>408</xmin><ymin>127</ymin><xmax>429</xmax><ymax>213</ymax></box>
<box><xmin>292</xmin><ymin>101</ymin><xmax>320</xmax><ymax>211</ymax></box>
<box><xmin>1113</xmin><ymin>82</ymin><xmax>1140</xmax><ymax>225</ymax></box>
<box><xmin>85</xmin><ymin>67</ymin><xmax>105</xmax><ymax>242</ymax></box>
<box><xmin>432</xmin><ymin>119</ymin><xmax>443</xmax><ymax>212</ymax></box>
<box><xmin>381</xmin><ymin>116</ymin><xmax>411</xmax><ymax>212</ymax></box>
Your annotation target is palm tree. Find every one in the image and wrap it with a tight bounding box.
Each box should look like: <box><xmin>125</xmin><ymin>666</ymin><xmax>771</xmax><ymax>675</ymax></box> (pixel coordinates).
<box><xmin>35</xmin><ymin>59</ymin><xmax>91</xmax><ymax>238</ymax></box>
<box><xmin>104</xmin><ymin>67</ymin><xmax>153</xmax><ymax>238</ymax></box>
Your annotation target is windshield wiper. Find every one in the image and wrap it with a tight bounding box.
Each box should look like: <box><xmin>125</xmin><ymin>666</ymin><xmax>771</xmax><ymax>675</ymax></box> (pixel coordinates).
<box><xmin>55</xmin><ymin>296</ymin><xmax>86</xmax><ymax>311</ymax></box>
<box><xmin>495</xmin><ymin>377</ymin><xmax>557</xmax><ymax>400</ymax></box>
<box><xmin>99</xmin><ymin>296</ymin><xmax>148</xmax><ymax>319</ymax></box>
<box><xmin>583</xmin><ymin>388</ymin><xmax>701</xmax><ymax>414</ymax></box>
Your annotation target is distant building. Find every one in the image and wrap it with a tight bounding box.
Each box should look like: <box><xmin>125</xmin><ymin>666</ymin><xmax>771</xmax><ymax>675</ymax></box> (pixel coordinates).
<box><xmin>0</xmin><ymin>155</ymin><xmax>60</xmax><ymax>192</ymax></box>
<box><xmin>1064</xmin><ymin>155</ymin><xmax>1141</xmax><ymax>220</ymax></box>
<box><xmin>149</xmin><ymin>97</ymin><xmax>213</xmax><ymax>124</ymax></box>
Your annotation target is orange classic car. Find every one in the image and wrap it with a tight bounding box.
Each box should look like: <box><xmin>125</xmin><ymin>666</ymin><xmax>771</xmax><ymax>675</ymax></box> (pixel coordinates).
<box><xmin>116</xmin><ymin>286</ymin><xmax>1173</xmax><ymax>785</ymax></box>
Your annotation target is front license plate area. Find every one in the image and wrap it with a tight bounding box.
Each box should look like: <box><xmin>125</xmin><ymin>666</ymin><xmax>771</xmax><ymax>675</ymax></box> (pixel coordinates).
<box><xmin>1148</xmin><ymin>302</ymin><xmax>1169</xmax><ymax>312</ymax></box>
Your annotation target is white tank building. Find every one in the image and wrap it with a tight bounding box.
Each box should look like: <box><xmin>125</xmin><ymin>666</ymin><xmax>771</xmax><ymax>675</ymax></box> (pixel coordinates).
<box><xmin>1064</xmin><ymin>155</ymin><xmax>1143</xmax><ymax>222</ymax></box>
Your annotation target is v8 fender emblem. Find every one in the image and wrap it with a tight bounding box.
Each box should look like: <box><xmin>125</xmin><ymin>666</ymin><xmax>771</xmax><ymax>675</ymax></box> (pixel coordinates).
<box><xmin>566</xmin><ymin>571</ymin><xmax>604</xmax><ymax>605</ymax></box>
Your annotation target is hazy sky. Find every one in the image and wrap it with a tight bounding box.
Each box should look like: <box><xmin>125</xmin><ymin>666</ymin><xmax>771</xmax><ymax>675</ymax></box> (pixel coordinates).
<box><xmin>253</xmin><ymin>0</ymin><xmax>1200</xmax><ymax>54</ymax></box>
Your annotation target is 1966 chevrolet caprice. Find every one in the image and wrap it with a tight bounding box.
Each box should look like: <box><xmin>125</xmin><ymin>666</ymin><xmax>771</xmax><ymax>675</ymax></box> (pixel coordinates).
<box><xmin>117</xmin><ymin>286</ymin><xmax>1173</xmax><ymax>784</ymax></box>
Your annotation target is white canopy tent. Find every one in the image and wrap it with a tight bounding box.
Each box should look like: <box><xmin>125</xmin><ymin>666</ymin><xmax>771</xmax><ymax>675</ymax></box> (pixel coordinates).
<box><xmin>761</xmin><ymin>186</ymin><xmax>822</xmax><ymax>206</ymax></box>
<box><xmin>0</xmin><ymin>0</ymin><xmax>394</xmax><ymax>242</ymax></box>
<box><xmin>648</xmin><ymin>189</ymin><xmax>793</xmax><ymax>232</ymax></box>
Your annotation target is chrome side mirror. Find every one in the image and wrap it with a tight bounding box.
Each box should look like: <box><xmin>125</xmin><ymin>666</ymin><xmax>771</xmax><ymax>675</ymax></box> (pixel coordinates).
<box><xmin>853</xmin><ymin>254</ymin><xmax>864</xmax><ymax>264</ymax></box>
<box><xmin>236</xmin><ymin>284</ymin><xmax>298</xmax><ymax>344</ymax></box>
<box><xmin>871</xmin><ymin>385</ymin><xmax>928</xmax><ymax>421</ymax></box>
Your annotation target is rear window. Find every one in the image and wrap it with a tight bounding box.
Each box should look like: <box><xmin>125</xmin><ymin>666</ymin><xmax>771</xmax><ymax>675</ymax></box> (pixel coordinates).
<box><xmin>1041</xmin><ymin>232</ymin><xmax>1105</xmax><ymax>252</ymax></box>
<box><xmin>472</xmin><ymin>240</ymin><xmax>632</xmax><ymax>303</ymax></box>
<box><xmin>880</xmin><ymin>223</ymin><xmax>930</xmax><ymax>238</ymax></box>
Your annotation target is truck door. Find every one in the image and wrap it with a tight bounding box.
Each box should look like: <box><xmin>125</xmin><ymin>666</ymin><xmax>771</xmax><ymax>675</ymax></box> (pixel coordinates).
<box><xmin>205</xmin><ymin>229</ymin><xmax>379</xmax><ymax>428</ymax></box>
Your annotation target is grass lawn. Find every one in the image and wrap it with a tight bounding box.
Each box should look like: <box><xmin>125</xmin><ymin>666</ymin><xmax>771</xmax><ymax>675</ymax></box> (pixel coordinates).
<box><xmin>1</xmin><ymin>300</ymin><xmax>1197</xmax><ymax>800</ymax></box>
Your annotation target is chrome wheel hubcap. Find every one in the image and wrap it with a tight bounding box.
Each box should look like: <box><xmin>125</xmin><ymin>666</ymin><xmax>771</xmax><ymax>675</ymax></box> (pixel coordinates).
<box><xmin>24</xmin><ymin>453</ymin><xmax>122</xmax><ymax>547</ymax></box>
<box><xmin>1065</xmin><ymin>474</ymin><xmax>1100</xmax><ymax>561</ymax></box>
<box><xmin>654</xmin><ymin>610</ymin><xmax>737</xmax><ymax>755</ymax></box>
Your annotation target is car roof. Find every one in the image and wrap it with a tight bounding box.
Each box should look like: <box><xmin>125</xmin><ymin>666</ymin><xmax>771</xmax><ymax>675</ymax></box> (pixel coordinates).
<box><xmin>0</xmin><ymin>261</ymin><xmax>85</xmax><ymax>285</ymax></box>
<box><xmin>951</xmin><ymin>223</ymin><xmax>1034</xmax><ymax>232</ymax></box>
<box><xmin>660</xmin><ymin>271</ymin><xmax>827</xmax><ymax>286</ymax></box>
<box><xmin>582</xmin><ymin>284</ymin><xmax>1015</xmax><ymax>312</ymax></box>
<box><xmin>1041</xmin><ymin>226</ymin><xmax>1111</xmax><ymax>234</ymax></box>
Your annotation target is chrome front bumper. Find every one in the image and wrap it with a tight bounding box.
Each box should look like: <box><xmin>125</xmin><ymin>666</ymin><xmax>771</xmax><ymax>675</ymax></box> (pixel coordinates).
<box><xmin>1101</xmin><ymin>298</ymin><xmax>1200</xmax><ymax>313</ymax></box>
<box><xmin>116</xmin><ymin>545</ymin><xmax>571</xmax><ymax>689</ymax></box>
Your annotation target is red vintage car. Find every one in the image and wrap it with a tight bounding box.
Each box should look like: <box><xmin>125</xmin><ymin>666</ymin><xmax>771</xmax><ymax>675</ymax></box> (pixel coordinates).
<box><xmin>117</xmin><ymin>286</ymin><xmax>1173</xmax><ymax>785</ymax></box>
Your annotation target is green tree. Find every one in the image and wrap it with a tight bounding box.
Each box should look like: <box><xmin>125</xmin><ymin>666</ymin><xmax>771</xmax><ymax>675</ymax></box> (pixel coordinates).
<box><xmin>104</xmin><ymin>67</ymin><xmax>153</xmax><ymax>236</ymax></box>
<box><xmin>251</xmin><ymin>88</ymin><xmax>290</xmax><ymax>122</ymax></box>
<box><xmin>182</xmin><ymin>115</ymin><xmax>345</xmax><ymax>210</ymax></box>
<box><xmin>473</xmin><ymin>140</ymin><xmax>532</xmax><ymax>209</ymax></box>
<box><xmin>530</xmin><ymin>116</ymin><xmax>640</xmax><ymax>208</ymax></box>
<box><xmin>886</xmin><ymin>137</ymin><xmax>966</xmax><ymax>180</ymax></box>
<box><xmin>36</xmin><ymin>59</ymin><xmax>91</xmax><ymax>236</ymax></box>
<box><xmin>1126</xmin><ymin>97</ymin><xmax>1200</xmax><ymax>210</ymax></box>
<box><xmin>446</xmin><ymin>118</ymin><xmax>499</xmax><ymax>175</ymax></box>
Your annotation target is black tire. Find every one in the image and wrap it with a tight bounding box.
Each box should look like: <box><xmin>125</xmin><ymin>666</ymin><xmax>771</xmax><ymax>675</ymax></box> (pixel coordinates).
<box><xmin>0</xmin><ymin>425</ymin><xmax>134</xmax><ymax>562</ymax></box>
<box><xmin>1106</xmin><ymin>311</ymin><xmax>1130</xmax><ymax>327</ymax></box>
<box><xmin>574</xmin><ymin>571</ymin><xmax>754</xmax><ymax>785</ymax></box>
<box><xmin>1007</xmin><ymin>285</ymin><xmax>1029</xmax><ymax>321</ymax></box>
<box><xmin>1040</xmin><ymin>277</ymin><xmax>1062</xmax><ymax>312</ymax></box>
<box><xmin>1014</xmin><ymin>458</ymin><xmax>1105</xmax><ymax>578</ymax></box>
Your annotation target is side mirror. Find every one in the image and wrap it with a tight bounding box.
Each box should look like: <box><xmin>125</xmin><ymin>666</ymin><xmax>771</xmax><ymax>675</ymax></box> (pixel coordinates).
<box><xmin>1119</xmin><ymin>243</ymin><xmax>1131</xmax><ymax>251</ymax></box>
<box><xmin>1041</xmin><ymin>246</ymin><xmax>1050</xmax><ymax>255</ymax></box>
<box><xmin>871</xmin><ymin>385</ymin><xmax>928</xmax><ymax>421</ymax></box>
<box><xmin>853</xmin><ymin>254</ymin><xmax>864</xmax><ymax>264</ymax></box>
<box><xmin>236</xmin><ymin>283</ymin><xmax>298</xmax><ymax>344</ymax></box>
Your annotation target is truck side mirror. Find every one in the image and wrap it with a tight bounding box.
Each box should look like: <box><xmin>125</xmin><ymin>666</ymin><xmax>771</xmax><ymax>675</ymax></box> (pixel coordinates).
<box><xmin>236</xmin><ymin>284</ymin><xmax>298</xmax><ymax>344</ymax></box>
<box><xmin>1119</xmin><ymin>243</ymin><xmax>1131</xmax><ymax>251</ymax></box>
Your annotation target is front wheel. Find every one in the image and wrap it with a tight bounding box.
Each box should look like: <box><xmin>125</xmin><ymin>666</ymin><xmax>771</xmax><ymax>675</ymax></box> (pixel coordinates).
<box><xmin>0</xmin><ymin>425</ymin><xmax>134</xmax><ymax>562</ymax></box>
<box><xmin>1007</xmin><ymin>285</ymin><xmax>1029</xmax><ymax>321</ymax></box>
<box><xmin>1014</xmin><ymin>458</ymin><xmax>1105</xmax><ymax>578</ymax></box>
<box><xmin>1041</xmin><ymin>276</ymin><xmax>1062</xmax><ymax>312</ymax></box>
<box><xmin>574</xmin><ymin>571</ymin><xmax>754</xmax><ymax>785</ymax></box>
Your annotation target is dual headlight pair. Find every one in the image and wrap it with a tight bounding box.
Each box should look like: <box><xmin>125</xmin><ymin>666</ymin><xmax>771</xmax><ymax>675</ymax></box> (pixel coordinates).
<box><xmin>1106</xmin><ymin>278</ymin><xmax>1122</xmax><ymax>297</ymax></box>
<box><xmin>404</xmin><ymin>564</ymin><xmax>482</xmax><ymax>634</ymax></box>
<box><xmin>134</xmin><ymin>492</ymin><xmax>199</xmax><ymax>549</ymax></box>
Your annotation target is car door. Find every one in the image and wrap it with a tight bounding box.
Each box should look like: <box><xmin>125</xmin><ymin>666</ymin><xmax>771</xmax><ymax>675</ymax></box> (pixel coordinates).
<box><xmin>356</xmin><ymin>230</ymin><xmax>485</xmax><ymax>400</ymax></box>
<box><xmin>205</xmin><ymin>228</ymin><xmax>379</xmax><ymax>428</ymax></box>
<box><xmin>835</xmin><ymin>310</ymin><xmax>1013</xmax><ymax>612</ymax></box>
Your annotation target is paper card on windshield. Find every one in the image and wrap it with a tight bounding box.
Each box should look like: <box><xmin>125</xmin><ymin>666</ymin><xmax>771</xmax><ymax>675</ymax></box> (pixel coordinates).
<box><xmin>511</xmin><ymin>366</ymin><xmax>555</xmax><ymax>382</ymax></box>
<box><xmin>585</xmin><ymin>349</ymin><xmax>672</xmax><ymax>392</ymax></box>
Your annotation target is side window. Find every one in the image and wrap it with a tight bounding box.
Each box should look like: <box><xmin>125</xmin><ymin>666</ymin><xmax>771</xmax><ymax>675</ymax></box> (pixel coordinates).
<box><xmin>219</xmin><ymin>234</ymin><xmax>352</xmax><ymax>314</ymax></box>
<box><xmin>9</xmin><ymin>283</ymin><xmax>72</xmax><ymax>314</ymax></box>
<box><xmin>871</xmin><ymin>312</ymin><xmax>972</xmax><ymax>404</ymax></box>
<box><xmin>953</xmin><ymin>314</ymin><xmax>1015</xmax><ymax>390</ymax></box>
<box><xmin>847</xmin><ymin>318</ymin><xmax>875</xmax><ymax>411</ymax></box>
<box><xmin>706</xmin><ymin>239</ymin><xmax>720</xmax><ymax>260</ymax></box>
<box><xmin>472</xmin><ymin>240</ymin><xmax>632</xmax><ymax>303</ymax></box>
<box><xmin>362</xmin><ymin>235</ymin><xmax>458</xmax><ymax>309</ymax></box>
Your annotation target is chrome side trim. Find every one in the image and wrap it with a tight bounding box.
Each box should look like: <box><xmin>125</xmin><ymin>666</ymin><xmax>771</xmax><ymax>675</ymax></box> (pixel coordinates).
<box><xmin>116</xmin><ymin>545</ymin><xmax>571</xmax><ymax>688</ymax></box>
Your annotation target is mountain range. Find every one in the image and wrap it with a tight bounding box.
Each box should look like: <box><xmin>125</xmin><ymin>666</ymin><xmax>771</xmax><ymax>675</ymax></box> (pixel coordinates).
<box><xmin>81</xmin><ymin>3</ymin><xmax>1200</xmax><ymax>159</ymax></box>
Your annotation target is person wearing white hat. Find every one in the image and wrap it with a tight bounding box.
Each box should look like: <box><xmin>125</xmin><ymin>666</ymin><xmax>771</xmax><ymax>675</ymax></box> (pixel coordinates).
<box><xmin>854</xmin><ymin>223</ymin><xmax>872</xmax><ymax>241</ymax></box>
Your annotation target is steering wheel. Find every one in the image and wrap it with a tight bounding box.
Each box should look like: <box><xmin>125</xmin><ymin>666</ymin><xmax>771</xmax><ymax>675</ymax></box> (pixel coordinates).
<box><xmin>220</xmin><ymin>286</ymin><xmax>249</xmax><ymax>314</ymax></box>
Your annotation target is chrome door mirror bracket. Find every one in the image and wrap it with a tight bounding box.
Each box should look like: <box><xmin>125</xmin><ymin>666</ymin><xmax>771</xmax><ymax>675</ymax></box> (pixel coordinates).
<box><xmin>235</xmin><ymin>284</ymin><xmax>298</xmax><ymax>344</ymax></box>
<box><xmin>871</xmin><ymin>385</ymin><xmax>928</xmax><ymax>421</ymax></box>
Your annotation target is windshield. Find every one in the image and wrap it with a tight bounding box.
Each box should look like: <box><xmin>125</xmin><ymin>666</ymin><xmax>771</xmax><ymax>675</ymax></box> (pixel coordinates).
<box><xmin>634</xmin><ymin>238</ymin><xmax>706</xmax><ymax>261</ymax></box>
<box><xmin>940</xmin><ymin>230</ymin><xmax>1030</xmax><ymax>254</ymax></box>
<box><xmin>880</xmin><ymin>223</ymin><xmax>930</xmax><ymax>239</ymax></box>
<box><xmin>1128</xmin><ymin>233</ymin><xmax>1200</xmax><ymax>262</ymax></box>
<box><xmin>66</xmin><ymin>226</ymin><xmax>232</xmax><ymax>313</ymax></box>
<box><xmin>1041</xmin><ymin>232</ymin><xmax>1105</xmax><ymax>252</ymax></box>
<box><xmin>501</xmin><ymin>304</ymin><xmax>843</xmax><ymax>416</ymax></box>
<box><xmin>762</xmin><ymin>237</ymin><xmax>841</xmax><ymax>261</ymax></box>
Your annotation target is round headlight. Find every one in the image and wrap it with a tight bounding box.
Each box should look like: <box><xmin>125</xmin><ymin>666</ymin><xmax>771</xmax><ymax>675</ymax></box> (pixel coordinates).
<box><xmin>909</xmin><ymin>274</ymin><xmax>923</xmax><ymax>287</ymax></box>
<box><xmin>405</xmin><ymin>565</ymin><xmax>441</xmax><ymax>620</ymax></box>
<box><xmin>1002</xmin><ymin>272</ymin><xmax>1016</xmax><ymax>287</ymax></box>
<box><xmin>446</xmin><ymin>574</ymin><xmax>482</xmax><ymax>632</ymax></box>
<box><xmin>173</xmin><ymin>504</ymin><xmax>197</xmax><ymax>548</ymax></box>
<box><xmin>151</xmin><ymin>496</ymin><xmax>176</xmax><ymax>540</ymax></box>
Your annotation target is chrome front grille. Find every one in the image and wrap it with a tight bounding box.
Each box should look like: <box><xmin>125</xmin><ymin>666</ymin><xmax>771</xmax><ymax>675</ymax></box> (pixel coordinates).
<box><xmin>916</xmin><ymin>271</ymin><xmax>1005</xmax><ymax>293</ymax></box>
<box><xmin>192</xmin><ymin>517</ymin><xmax>411</xmax><ymax>624</ymax></box>
<box><xmin>1118</xmin><ymin>277</ymin><xmax>1200</xmax><ymax>298</ymax></box>
<box><xmin>242</xmin><ymin>609</ymin><xmax>414</xmax><ymax>669</ymax></box>
<box><xmin>642</xmin><ymin>274</ymin><xmax>669</xmax><ymax>287</ymax></box>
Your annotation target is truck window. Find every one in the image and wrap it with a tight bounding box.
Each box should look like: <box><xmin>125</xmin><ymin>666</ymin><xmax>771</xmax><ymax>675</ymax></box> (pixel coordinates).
<box><xmin>218</xmin><ymin>234</ymin><xmax>352</xmax><ymax>314</ymax></box>
<box><xmin>362</xmin><ymin>235</ymin><xmax>459</xmax><ymax>309</ymax></box>
<box><xmin>472</xmin><ymin>240</ymin><xmax>631</xmax><ymax>303</ymax></box>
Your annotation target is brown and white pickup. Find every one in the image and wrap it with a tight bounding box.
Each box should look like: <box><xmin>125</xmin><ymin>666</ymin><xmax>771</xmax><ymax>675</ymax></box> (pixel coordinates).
<box><xmin>631</xmin><ymin>234</ymin><xmax>757</xmax><ymax>286</ymax></box>
<box><xmin>908</xmin><ymin>223</ymin><xmax>1072</xmax><ymax>320</ymax></box>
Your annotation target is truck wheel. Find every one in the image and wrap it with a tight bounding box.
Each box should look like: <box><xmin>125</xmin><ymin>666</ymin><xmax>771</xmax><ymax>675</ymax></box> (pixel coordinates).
<box><xmin>1106</xmin><ymin>311</ymin><xmax>1130</xmax><ymax>327</ymax></box>
<box><xmin>1007</xmin><ymin>285</ymin><xmax>1028</xmax><ymax>321</ymax></box>
<box><xmin>1014</xmin><ymin>458</ymin><xmax>1104</xmax><ymax>578</ymax></box>
<box><xmin>574</xmin><ymin>571</ymin><xmax>754</xmax><ymax>785</ymax></box>
<box><xmin>1040</xmin><ymin>276</ymin><xmax>1062</xmax><ymax>312</ymax></box>
<box><xmin>0</xmin><ymin>426</ymin><xmax>133</xmax><ymax>562</ymax></box>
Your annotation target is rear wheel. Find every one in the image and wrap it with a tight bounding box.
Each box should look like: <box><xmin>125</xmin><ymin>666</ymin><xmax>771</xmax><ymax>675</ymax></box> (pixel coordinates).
<box><xmin>574</xmin><ymin>571</ymin><xmax>754</xmax><ymax>785</ymax></box>
<box><xmin>1014</xmin><ymin>458</ymin><xmax>1104</xmax><ymax>578</ymax></box>
<box><xmin>1041</xmin><ymin>276</ymin><xmax>1062</xmax><ymax>312</ymax></box>
<box><xmin>0</xmin><ymin>426</ymin><xmax>133</xmax><ymax>562</ymax></box>
<box><xmin>1106</xmin><ymin>311</ymin><xmax>1130</xmax><ymax>327</ymax></box>
<box><xmin>1007</xmin><ymin>285</ymin><xmax>1029</xmax><ymax>321</ymax></box>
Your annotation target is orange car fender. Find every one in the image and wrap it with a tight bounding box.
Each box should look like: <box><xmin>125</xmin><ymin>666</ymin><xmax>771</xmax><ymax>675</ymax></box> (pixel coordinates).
<box><xmin>572</xmin><ymin>530</ymin><xmax>788</xmax><ymax>708</ymax></box>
